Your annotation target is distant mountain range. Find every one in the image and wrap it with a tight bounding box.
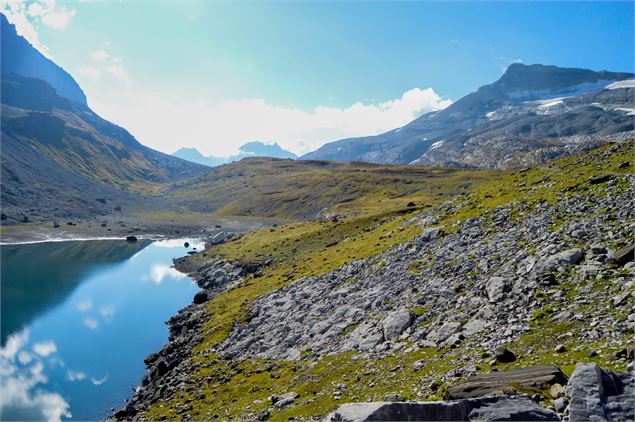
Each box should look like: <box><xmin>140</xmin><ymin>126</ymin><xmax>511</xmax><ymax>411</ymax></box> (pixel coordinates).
<box><xmin>0</xmin><ymin>13</ymin><xmax>205</xmax><ymax>223</ymax></box>
<box><xmin>172</xmin><ymin>141</ymin><xmax>297</xmax><ymax>167</ymax></box>
<box><xmin>303</xmin><ymin>63</ymin><xmax>634</xmax><ymax>168</ymax></box>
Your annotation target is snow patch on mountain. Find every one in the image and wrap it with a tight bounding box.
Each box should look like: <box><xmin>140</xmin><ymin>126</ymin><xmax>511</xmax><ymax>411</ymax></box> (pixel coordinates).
<box><xmin>507</xmin><ymin>79</ymin><xmax>616</xmax><ymax>101</ymax></box>
<box><xmin>606</xmin><ymin>79</ymin><xmax>635</xmax><ymax>90</ymax></box>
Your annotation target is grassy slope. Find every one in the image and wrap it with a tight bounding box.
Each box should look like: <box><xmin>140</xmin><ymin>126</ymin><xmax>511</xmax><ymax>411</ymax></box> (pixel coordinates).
<box><xmin>145</xmin><ymin>140</ymin><xmax>633</xmax><ymax>420</ymax></box>
<box><xmin>164</xmin><ymin>158</ymin><xmax>496</xmax><ymax>220</ymax></box>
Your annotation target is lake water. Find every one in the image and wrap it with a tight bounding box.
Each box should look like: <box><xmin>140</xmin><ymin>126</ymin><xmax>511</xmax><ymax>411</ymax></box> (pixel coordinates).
<box><xmin>0</xmin><ymin>238</ymin><xmax>203</xmax><ymax>421</ymax></box>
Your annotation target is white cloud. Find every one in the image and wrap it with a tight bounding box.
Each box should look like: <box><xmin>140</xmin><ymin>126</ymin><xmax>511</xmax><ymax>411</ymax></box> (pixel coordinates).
<box><xmin>90</xmin><ymin>373</ymin><xmax>108</xmax><ymax>386</ymax></box>
<box><xmin>0</xmin><ymin>330</ymin><xmax>71</xmax><ymax>422</ymax></box>
<box><xmin>32</xmin><ymin>342</ymin><xmax>57</xmax><ymax>358</ymax></box>
<box><xmin>90</xmin><ymin>49</ymin><xmax>110</xmax><ymax>61</ymax></box>
<box><xmin>99</xmin><ymin>306</ymin><xmax>115</xmax><ymax>318</ymax></box>
<box><xmin>66</xmin><ymin>370</ymin><xmax>86</xmax><ymax>382</ymax></box>
<box><xmin>0</xmin><ymin>330</ymin><xmax>29</xmax><ymax>360</ymax></box>
<box><xmin>38</xmin><ymin>3</ymin><xmax>76</xmax><ymax>30</ymax></box>
<box><xmin>1</xmin><ymin>0</ymin><xmax>76</xmax><ymax>59</ymax></box>
<box><xmin>1</xmin><ymin>1</ymin><xmax>50</xmax><ymax>57</ymax></box>
<box><xmin>76</xmin><ymin>299</ymin><xmax>93</xmax><ymax>312</ymax></box>
<box><xmin>26</xmin><ymin>2</ymin><xmax>45</xmax><ymax>17</ymax></box>
<box><xmin>90</xmin><ymin>86</ymin><xmax>451</xmax><ymax>157</ymax></box>
<box><xmin>83</xmin><ymin>318</ymin><xmax>98</xmax><ymax>330</ymax></box>
<box><xmin>105</xmin><ymin>64</ymin><xmax>129</xmax><ymax>81</ymax></box>
<box><xmin>141</xmin><ymin>264</ymin><xmax>188</xmax><ymax>284</ymax></box>
<box><xmin>18</xmin><ymin>352</ymin><xmax>32</xmax><ymax>365</ymax></box>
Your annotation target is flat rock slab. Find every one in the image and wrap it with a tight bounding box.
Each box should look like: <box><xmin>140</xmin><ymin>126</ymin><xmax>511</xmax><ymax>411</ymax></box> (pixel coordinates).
<box><xmin>329</xmin><ymin>395</ymin><xmax>559</xmax><ymax>421</ymax></box>
<box><xmin>446</xmin><ymin>364</ymin><xmax>568</xmax><ymax>399</ymax></box>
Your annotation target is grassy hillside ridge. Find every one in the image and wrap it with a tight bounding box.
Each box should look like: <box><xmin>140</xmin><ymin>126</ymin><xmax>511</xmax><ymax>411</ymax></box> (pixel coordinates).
<box><xmin>165</xmin><ymin>157</ymin><xmax>498</xmax><ymax>220</ymax></box>
<box><xmin>138</xmin><ymin>140</ymin><xmax>633</xmax><ymax>420</ymax></box>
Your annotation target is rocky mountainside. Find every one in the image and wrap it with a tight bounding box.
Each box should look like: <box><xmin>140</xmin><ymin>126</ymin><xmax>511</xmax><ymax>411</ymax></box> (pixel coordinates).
<box><xmin>303</xmin><ymin>64</ymin><xmax>634</xmax><ymax>168</ymax></box>
<box><xmin>173</xmin><ymin>142</ymin><xmax>297</xmax><ymax>168</ymax></box>
<box><xmin>0</xmin><ymin>20</ymin><xmax>207</xmax><ymax>224</ymax></box>
<box><xmin>1</xmin><ymin>13</ymin><xmax>86</xmax><ymax>104</ymax></box>
<box><xmin>115</xmin><ymin>140</ymin><xmax>634</xmax><ymax>420</ymax></box>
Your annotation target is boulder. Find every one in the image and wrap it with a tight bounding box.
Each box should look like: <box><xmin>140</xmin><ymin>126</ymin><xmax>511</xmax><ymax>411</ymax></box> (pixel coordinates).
<box><xmin>549</xmin><ymin>383</ymin><xmax>565</xmax><ymax>399</ymax></box>
<box><xmin>553</xmin><ymin>397</ymin><xmax>568</xmax><ymax>413</ymax></box>
<box><xmin>126</xmin><ymin>235</ymin><xmax>137</xmax><ymax>242</ymax></box>
<box><xmin>538</xmin><ymin>248</ymin><xmax>583</xmax><ymax>274</ymax></box>
<box><xmin>270</xmin><ymin>392</ymin><xmax>298</xmax><ymax>408</ymax></box>
<box><xmin>192</xmin><ymin>291</ymin><xmax>209</xmax><ymax>304</ymax></box>
<box><xmin>211</xmin><ymin>231</ymin><xmax>226</xmax><ymax>245</ymax></box>
<box><xmin>329</xmin><ymin>396</ymin><xmax>559</xmax><ymax>421</ymax></box>
<box><xmin>381</xmin><ymin>309</ymin><xmax>412</xmax><ymax>341</ymax></box>
<box><xmin>420</xmin><ymin>227</ymin><xmax>442</xmax><ymax>242</ymax></box>
<box><xmin>485</xmin><ymin>277</ymin><xmax>509</xmax><ymax>302</ymax></box>
<box><xmin>446</xmin><ymin>364</ymin><xmax>567</xmax><ymax>400</ymax></box>
<box><xmin>494</xmin><ymin>346</ymin><xmax>516</xmax><ymax>363</ymax></box>
<box><xmin>566</xmin><ymin>362</ymin><xmax>634</xmax><ymax>421</ymax></box>
<box><xmin>614</xmin><ymin>244</ymin><xmax>634</xmax><ymax>266</ymax></box>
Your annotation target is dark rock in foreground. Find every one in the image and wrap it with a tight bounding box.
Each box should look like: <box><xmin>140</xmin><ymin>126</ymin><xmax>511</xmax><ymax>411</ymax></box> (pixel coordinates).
<box><xmin>446</xmin><ymin>364</ymin><xmax>568</xmax><ymax>400</ymax></box>
<box><xmin>329</xmin><ymin>395</ymin><xmax>559</xmax><ymax>421</ymax></box>
<box><xmin>126</xmin><ymin>235</ymin><xmax>138</xmax><ymax>242</ymax></box>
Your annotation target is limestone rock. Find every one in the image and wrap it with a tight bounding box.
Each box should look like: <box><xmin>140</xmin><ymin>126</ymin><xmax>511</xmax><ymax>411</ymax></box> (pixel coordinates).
<box><xmin>446</xmin><ymin>364</ymin><xmax>567</xmax><ymax>400</ymax></box>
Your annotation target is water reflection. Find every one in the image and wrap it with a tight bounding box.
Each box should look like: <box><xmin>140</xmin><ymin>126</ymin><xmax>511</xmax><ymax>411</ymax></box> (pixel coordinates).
<box><xmin>1</xmin><ymin>240</ymin><xmax>152</xmax><ymax>345</ymax></box>
<box><xmin>0</xmin><ymin>239</ymin><xmax>201</xmax><ymax>421</ymax></box>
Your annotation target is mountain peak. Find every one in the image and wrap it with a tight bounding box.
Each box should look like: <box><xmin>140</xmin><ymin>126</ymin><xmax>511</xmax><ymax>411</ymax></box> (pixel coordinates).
<box><xmin>494</xmin><ymin>63</ymin><xmax>633</xmax><ymax>98</ymax></box>
<box><xmin>1</xmin><ymin>13</ymin><xmax>87</xmax><ymax>105</ymax></box>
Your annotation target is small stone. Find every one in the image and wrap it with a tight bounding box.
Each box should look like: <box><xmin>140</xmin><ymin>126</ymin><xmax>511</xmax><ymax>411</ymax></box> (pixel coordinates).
<box><xmin>554</xmin><ymin>397</ymin><xmax>569</xmax><ymax>413</ymax></box>
<box><xmin>555</xmin><ymin>344</ymin><xmax>567</xmax><ymax>353</ymax></box>
<box><xmin>550</xmin><ymin>383</ymin><xmax>565</xmax><ymax>399</ymax></box>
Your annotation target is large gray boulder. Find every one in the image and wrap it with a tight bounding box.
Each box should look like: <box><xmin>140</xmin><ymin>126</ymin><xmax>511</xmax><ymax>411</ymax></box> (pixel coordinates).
<box><xmin>381</xmin><ymin>309</ymin><xmax>412</xmax><ymax>341</ymax></box>
<box><xmin>566</xmin><ymin>362</ymin><xmax>634</xmax><ymax>421</ymax></box>
<box><xmin>329</xmin><ymin>396</ymin><xmax>559</xmax><ymax>421</ymax></box>
<box><xmin>539</xmin><ymin>248</ymin><xmax>584</xmax><ymax>273</ymax></box>
<box><xmin>485</xmin><ymin>277</ymin><xmax>510</xmax><ymax>302</ymax></box>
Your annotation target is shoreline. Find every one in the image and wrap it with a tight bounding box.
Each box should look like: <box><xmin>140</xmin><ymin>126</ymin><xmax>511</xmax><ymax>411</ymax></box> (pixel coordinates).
<box><xmin>0</xmin><ymin>233</ymin><xmax>195</xmax><ymax>246</ymax></box>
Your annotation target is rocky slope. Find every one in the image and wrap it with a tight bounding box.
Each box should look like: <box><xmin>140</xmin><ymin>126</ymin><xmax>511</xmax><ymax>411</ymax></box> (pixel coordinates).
<box><xmin>303</xmin><ymin>64</ymin><xmax>634</xmax><ymax>168</ymax></box>
<box><xmin>116</xmin><ymin>140</ymin><xmax>633</xmax><ymax>420</ymax></box>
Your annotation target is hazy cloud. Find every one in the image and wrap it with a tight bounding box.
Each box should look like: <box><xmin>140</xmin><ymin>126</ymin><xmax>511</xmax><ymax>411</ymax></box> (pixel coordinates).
<box><xmin>76</xmin><ymin>299</ymin><xmax>93</xmax><ymax>312</ymax></box>
<box><xmin>91</xmin><ymin>86</ymin><xmax>451</xmax><ymax>157</ymax></box>
<box><xmin>90</xmin><ymin>49</ymin><xmax>110</xmax><ymax>61</ymax></box>
<box><xmin>83</xmin><ymin>318</ymin><xmax>98</xmax><ymax>330</ymax></box>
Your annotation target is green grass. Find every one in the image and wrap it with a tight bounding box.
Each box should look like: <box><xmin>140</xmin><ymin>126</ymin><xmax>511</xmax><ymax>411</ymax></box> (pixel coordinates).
<box><xmin>165</xmin><ymin>157</ymin><xmax>498</xmax><ymax>220</ymax></box>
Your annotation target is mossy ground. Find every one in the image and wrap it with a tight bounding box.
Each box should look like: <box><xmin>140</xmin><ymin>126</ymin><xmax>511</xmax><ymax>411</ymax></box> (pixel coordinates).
<box><xmin>144</xmin><ymin>141</ymin><xmax>634</xmax><ymax>420</ymax></box>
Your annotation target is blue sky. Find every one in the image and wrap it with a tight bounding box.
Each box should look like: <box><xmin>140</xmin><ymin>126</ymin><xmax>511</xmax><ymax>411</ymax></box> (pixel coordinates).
<box><xmin>2</xmin><ymin>1</ymin><xmax>634</xmax><ymax>155</ymax></box>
